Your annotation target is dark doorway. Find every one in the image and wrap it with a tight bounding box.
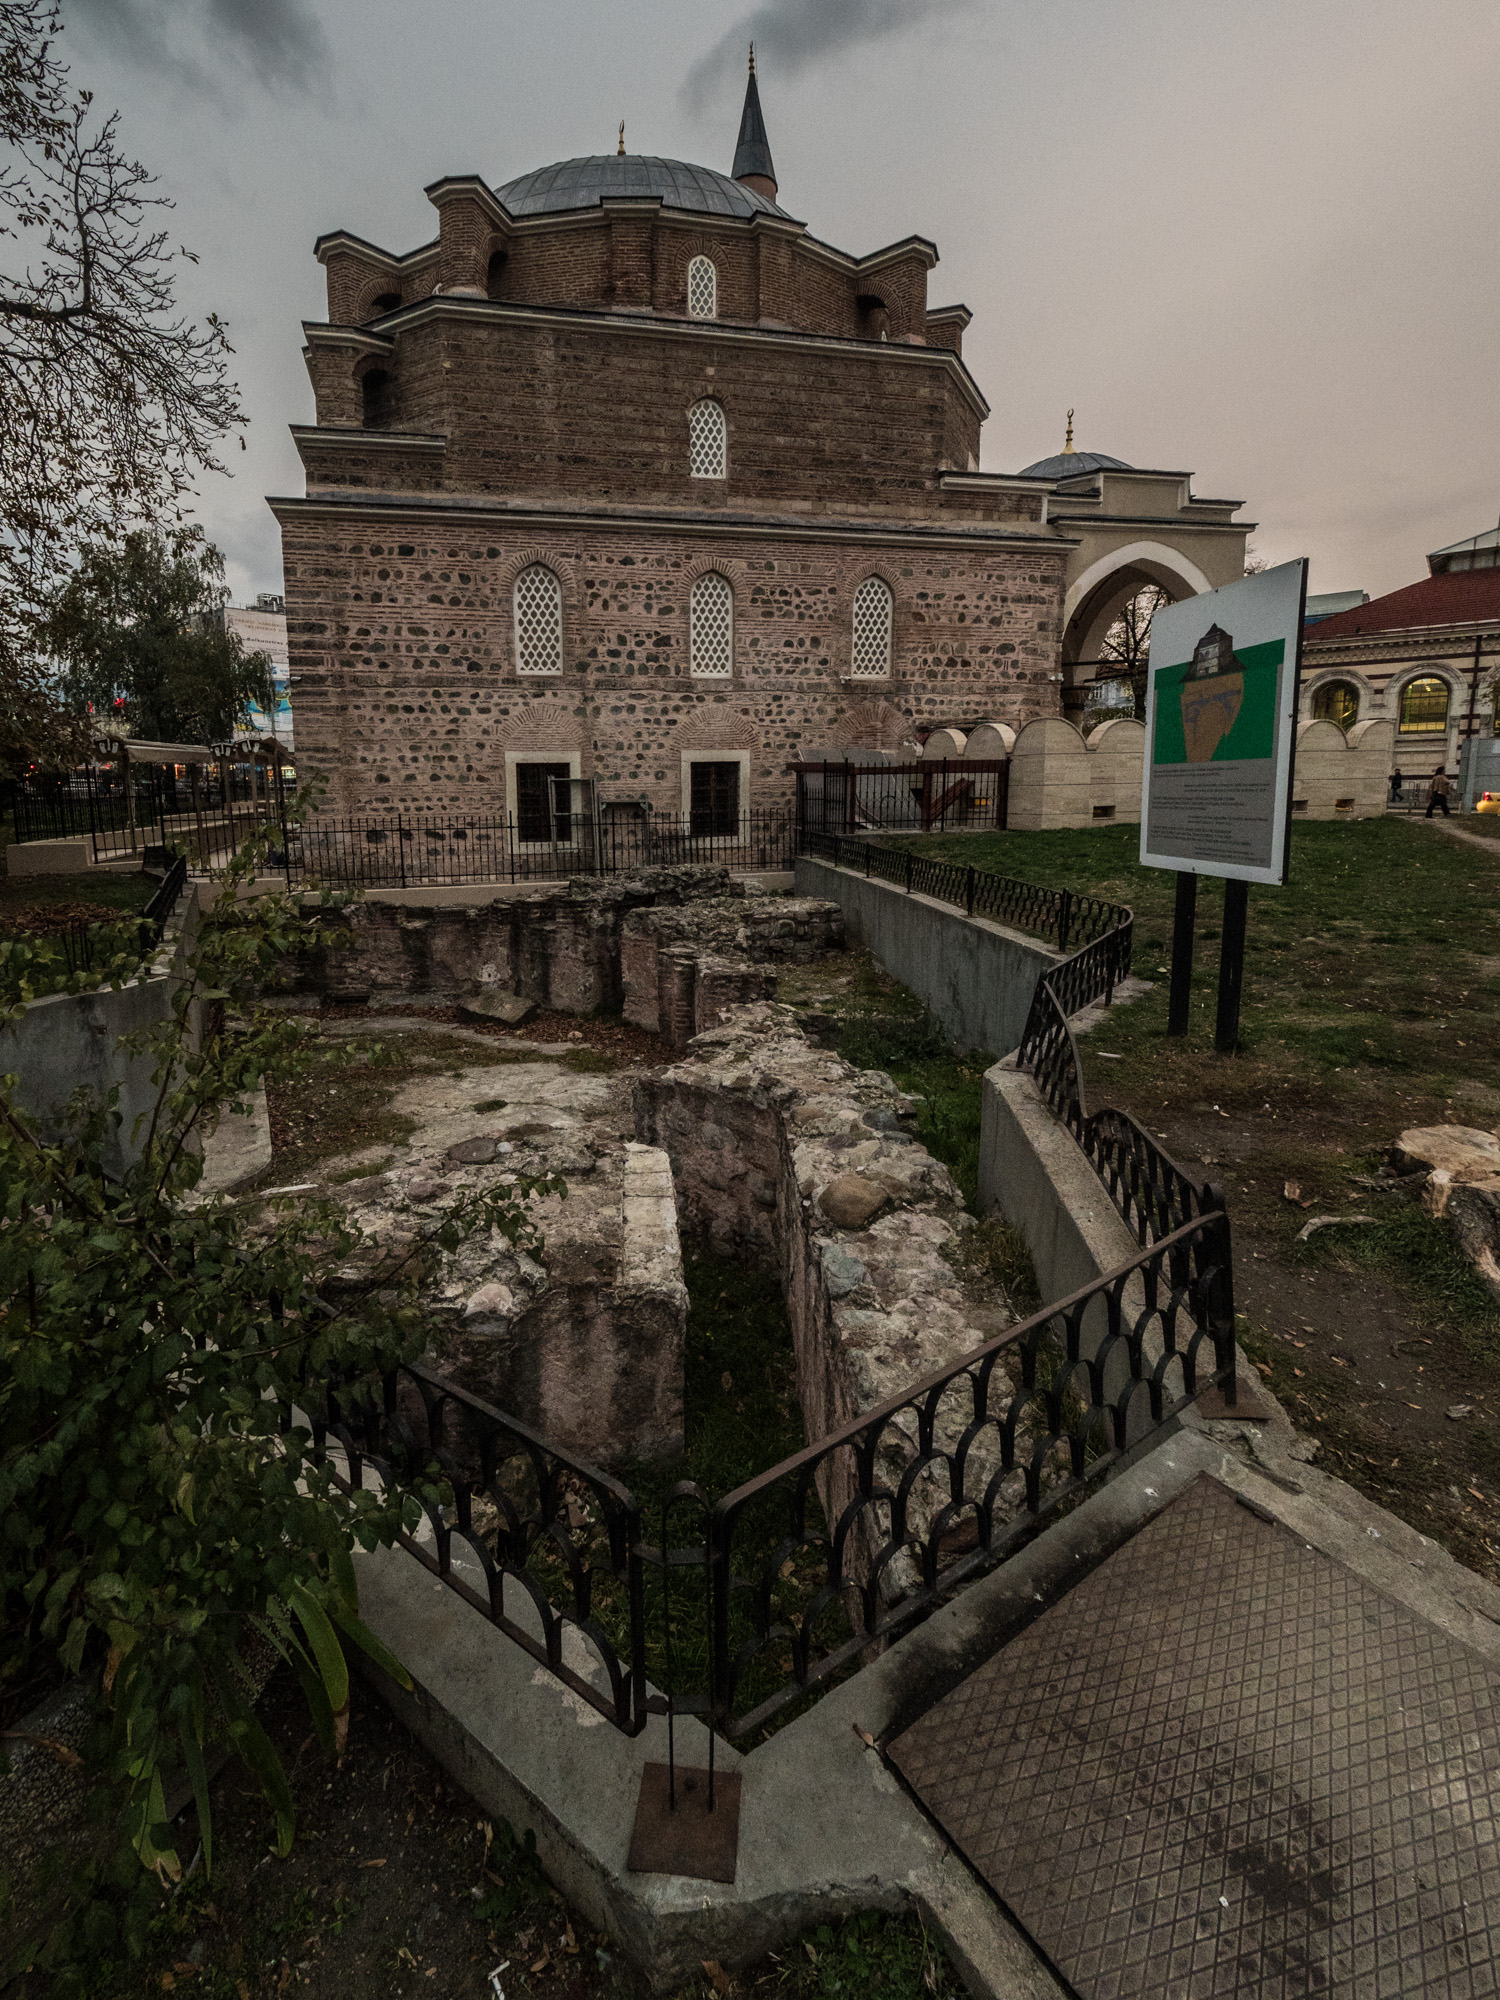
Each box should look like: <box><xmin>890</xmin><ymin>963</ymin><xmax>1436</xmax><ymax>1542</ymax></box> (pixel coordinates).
<box><xmin>689</xmin><ymin>760</ymin><xmax>741</xmax><ymax>838</ymax></box>
<box><xmin>516</xmin><ymin>761</ymin><xmax>572</xmax><ymax>843</ymax></box>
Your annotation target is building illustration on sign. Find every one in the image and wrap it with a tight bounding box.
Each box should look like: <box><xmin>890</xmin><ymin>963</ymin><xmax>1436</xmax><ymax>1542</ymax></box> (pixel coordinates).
<box><xmin>1179</xmin><ymin>625</ymin><xmax>1245</xmax><ymax>761</ymax></box>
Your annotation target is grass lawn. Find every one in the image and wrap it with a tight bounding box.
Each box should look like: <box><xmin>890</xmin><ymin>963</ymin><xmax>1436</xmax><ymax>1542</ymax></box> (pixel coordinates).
<box><xmin>888</xmin><ymin>816</ymin><xmax>1500</xmax><ymax>1581</ymax></box>
<box><xmin>0</xmin><ymin>866</ymin><xmax>157</xmax><ymax>941</ymax></box>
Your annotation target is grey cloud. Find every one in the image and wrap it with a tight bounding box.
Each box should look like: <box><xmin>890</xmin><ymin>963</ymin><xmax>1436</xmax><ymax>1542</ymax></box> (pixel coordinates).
<box><xmin>684</xmin><ymin>0</ymin><xmax>973</xmax><ymax>96</ymax></box>
<box><xmin>66</xmin><ymin>0</ymin><xmax>329</xmax><ymax>95</ymax></box>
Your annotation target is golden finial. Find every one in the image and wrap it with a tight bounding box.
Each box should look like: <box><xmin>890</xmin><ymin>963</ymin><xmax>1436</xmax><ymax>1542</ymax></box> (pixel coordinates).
<box><xmin>1063</xmin><ymin>408</ymin><xmax>1075</xmax><ymax>454</ymax></box>
<box><xmin>749</xmin><ymin>41</ymin><xmax>756</xmax><ymax>73</ymax></box>
<box><xmin>617</xmin><ymin>120</ymin><xmax>626</xmax><ymax>156</ymax></box>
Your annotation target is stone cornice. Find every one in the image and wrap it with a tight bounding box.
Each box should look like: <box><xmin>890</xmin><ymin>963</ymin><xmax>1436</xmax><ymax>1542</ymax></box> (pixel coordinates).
<box><xmin>1044</xmin><ymin>509</ymin><xmax>1255</xmax><ymax>534</ymax></box>
<box><xmin>422</xmin><ymin>175</ymin><xmax>512</xmax><ymax>228</ymax></box>
<box><xmin>300</xmin><ymin>296</ymin><xmax>992</xmax><ymax>421</ymax></box>
<box><xmin>302</xmin><ymin>324</ymin><xmax>396</xmax><ymax>359</ymax></box>
<box><xmin>266</xmin><ymin>488</ymin><xmax>1075</xmax><ymax>553</ymax></box>
<box><xmin>1304</xmin><ymin>624</ymin><xmax>1500</xmax><ymax>662</ymax></box>
<box><xmin>290</xmin><ymin>424</ymin><xmax>447</xmax><ymax>450</ymax></box>
<box><xmin>313</xmin><ymin>229</ymin><xmax>440</xmax><ymax>272</ymax></box>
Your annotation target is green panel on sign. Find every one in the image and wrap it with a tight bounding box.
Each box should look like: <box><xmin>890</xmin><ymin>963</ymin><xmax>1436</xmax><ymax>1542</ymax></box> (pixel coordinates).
<box><xmin>1152</xmin><ymin>638</ymin><xmax>1284</xmax><ymax>767</ymax></box>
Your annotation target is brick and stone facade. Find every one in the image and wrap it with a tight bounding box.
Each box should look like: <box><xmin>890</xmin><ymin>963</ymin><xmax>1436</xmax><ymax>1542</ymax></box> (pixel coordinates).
<box><xmin>269</xmin><ymin>76</ymin><xmax>1083</xmax><ymax>821</ymax></box>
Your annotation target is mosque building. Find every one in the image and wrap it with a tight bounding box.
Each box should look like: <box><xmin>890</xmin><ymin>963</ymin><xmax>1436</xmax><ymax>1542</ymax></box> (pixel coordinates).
<box><xmin>270</xmin><ymin>59</ymin><xmax>1250</xmax><ymax>828</ymax></box>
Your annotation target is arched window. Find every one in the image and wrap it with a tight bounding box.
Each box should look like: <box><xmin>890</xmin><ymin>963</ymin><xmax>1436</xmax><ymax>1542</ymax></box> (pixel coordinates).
<box><xmin>690</xmin><ymin>572</ymin><xmax>733</xmax><ymax>677</ymax></box>
<box><xmin>360</xmin><ymin>367</ymin><xmax>393</xmax><ymax>429</ymax></box>
<box><xmin>687</xmin><ymin>255</ymin><xmax>718</xmax><ymax>320</ymax></box>
<box><xmin>851</xmin><ymin>577</ymin><xmax>894</xmax><ymax>678</ymax></box>
<box><xmin>688</xmin><ymin>398</ymin><xmax>726</xmax><ymax>479</ymax></box>
<box><xmin>485</xmin><ymin>251</ymin><xmax>508</xmax><ymax>301</ymax></box>
<box><xmin>1312</xmin><ymin>680</ymin><xmax>1359</xmax><ymax>730</ymax></box>
<box><xmin>1399</xmin><ymin>676</ymin><xmax>1450</xmax><ymax>733</ymax></box>
<box><xmin>369</xmin><ymin>292</ymin><xmax>401</xmax><ymax>318</ymax></box>
<box><xmin>514</xmin><ymin>564</ymin><xmax>562</xmax><ymax>675</ymax></box>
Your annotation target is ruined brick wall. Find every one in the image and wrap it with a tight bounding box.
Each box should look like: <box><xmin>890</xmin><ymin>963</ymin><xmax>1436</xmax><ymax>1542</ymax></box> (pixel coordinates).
<box><xmin>276</xmin><ymin>508</ymin><xmax>1065</xmax><ymax>813</ymax></box>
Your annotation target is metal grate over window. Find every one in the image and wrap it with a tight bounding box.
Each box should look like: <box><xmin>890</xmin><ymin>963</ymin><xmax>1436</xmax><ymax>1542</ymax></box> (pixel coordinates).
<box><xmin>690</xmin><ymin>571</ymin><xmax>733</xmax><ymax>676</ymax></box>
<box><xmin>514</xmin><ymin>564</ymin><xmax>562</xmax><ymax>674</ymax></box>
<box><xmin>687</xmin><ymin>255</ymin><xmax>718</xmax><ymax>319</ymax></box>
<box><xmin>851</xmin><ymin>576</ymin><xmax>893</xmax><ymax>678</ymax></box>
<box><xmin>688</xmin><ymin>399</ymin><xmax>726</xmax><ymax>479</ymax></box>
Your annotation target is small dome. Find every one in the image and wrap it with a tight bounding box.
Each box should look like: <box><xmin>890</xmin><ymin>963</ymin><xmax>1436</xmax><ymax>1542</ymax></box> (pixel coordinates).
<box><xmin>1018</xmin><ymin>448</ymin><xmax>1133</xmax><ymax>480</ymax></box>
<box><xmin>495</xmin><ymin>155</ymin><xmax>790</xmax><ymax>222</ymax></box>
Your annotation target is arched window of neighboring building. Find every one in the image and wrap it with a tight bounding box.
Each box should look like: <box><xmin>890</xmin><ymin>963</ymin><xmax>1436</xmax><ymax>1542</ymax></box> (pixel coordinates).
<box><xmin>1312</xmin><ymin>680</ymin><xmax>1359</xmax><ymax>730</ymax></box>
<box><xmin>1399</xmin><ymin>675</ymin><xmax>1450</xmax><ymax>733</ymax></box>
<box><xmin>360</xmin><ymin>367</ymin><xmax>393</xmax><ymax>429</ymax></box>
<box><xmin>486</xmin><ymin>251</ymin><xmax>508</xmax><ymax>301</ymax></box>
<box><xmin>690</xmin><ymin>572</ymin><xmax>733</xmax><ymax>677</ymax></box>
<box><xmin>514</xmin><ymin>564</ymin><xmax>563</xmax><ymax>674</ymax></box>
<box><xmin>369</xmin><ymin>292</ymin><xmax>401</xmax><ymax>318</ymax></box>
<box><xmin>687</xmin><ymin>256</ymin><xmax>718</xmax><ymax>320</ymax></box>
<box><xmin>688</xmin><ymin>398</ymin><xmax>727</xmax><ymax>479</ymax></box>
<box><xmin>851</xmin><ymin>577</ymin><xmax>894</xmax><ymax>678</ymax></box>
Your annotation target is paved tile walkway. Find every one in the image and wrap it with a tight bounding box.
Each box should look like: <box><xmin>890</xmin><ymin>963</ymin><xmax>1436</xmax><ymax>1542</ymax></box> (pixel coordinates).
<box><xmin>889</xmin><ymin>1476</ymin><xmax>1500</xmax><ymax>1998</ymax></box>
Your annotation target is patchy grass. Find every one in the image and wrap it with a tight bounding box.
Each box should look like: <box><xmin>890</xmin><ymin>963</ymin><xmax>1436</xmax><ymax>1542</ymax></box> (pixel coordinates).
<box><xmin>85</xmin><ymin>1670</ymin><xmax>957</xmax><ymax>2000</ymax></box>
<box><xmin>775</xmin><ymin>948</ymin><xmax>994</xmax><ymax>1212</ymax></box>
<box><xmin>888</xmin><ymin>819</ymin><xmax>1500</xmax><ymax>1578</ymax></box>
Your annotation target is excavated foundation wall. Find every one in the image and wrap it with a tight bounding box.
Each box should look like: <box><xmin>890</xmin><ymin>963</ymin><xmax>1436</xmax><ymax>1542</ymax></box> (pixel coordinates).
<box><xmin>278</xmin><ymin>868</ymin><xmax>842</xmax><ymax>1051</ymax></box>
<box><xmin>633</xmin><ymin>1004</ymin><xmax>1017</xmax><ymax>1535</ymax></box>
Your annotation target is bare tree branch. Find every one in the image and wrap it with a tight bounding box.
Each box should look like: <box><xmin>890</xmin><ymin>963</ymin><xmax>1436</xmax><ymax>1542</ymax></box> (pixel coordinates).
<box><xmin>0</xmin><ymin>1</ymin><xmax>245</xmax><ymax>771</ymax></box>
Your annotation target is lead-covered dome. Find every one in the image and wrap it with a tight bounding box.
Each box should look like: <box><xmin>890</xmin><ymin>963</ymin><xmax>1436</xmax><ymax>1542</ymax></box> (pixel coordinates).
<box><xmin>1019</xmin><ymin>448</ymin><xmax>1133</xmax><ymax>480</ymax></box>
<box><xmin>495</xmin><ymin>155</ymin><xmax>790</xmax><ymax>221</ymax></box>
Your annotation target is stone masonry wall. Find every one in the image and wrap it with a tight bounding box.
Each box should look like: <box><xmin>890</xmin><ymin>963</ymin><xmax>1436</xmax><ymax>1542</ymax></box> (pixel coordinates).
<box><xmin>633</xmin><ymin>1004</ymin><xmax>1017</xmax><ymax>1541</ymax></box>
<box><xmin>276</xmin><ymin>508</ymin><xmax>1066</xmax><ymax>814</ymax></box>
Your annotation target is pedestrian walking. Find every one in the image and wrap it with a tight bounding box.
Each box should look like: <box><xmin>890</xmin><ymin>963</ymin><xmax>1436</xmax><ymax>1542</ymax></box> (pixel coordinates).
<box><xmin>1425</xmin><ymin>766</ymin><xmax>1452</xmax><ymax>817</ymax></box>
<box><xmin>1389</xmin><ymin>769</ymin><xmax>1404</xmax><ymax>804</ymax></box>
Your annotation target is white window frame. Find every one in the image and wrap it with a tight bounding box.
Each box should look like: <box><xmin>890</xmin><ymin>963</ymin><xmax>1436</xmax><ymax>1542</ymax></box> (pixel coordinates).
<box><xmin>513</xmin><ymin>563</ymin><xmax>563</xmax><ymax>675</ymax></box>
<box><xmin>850</xmin><ymin>576</ymin><xmax>894</xmax><ymax>680</ymax></box>
<box><xmin>505</xmin><ymin>750</ymin><xmax>583</xmax><ymax>849</ymax></box>
<box><xmin>687</xmin><ymin>255</ymin><xmax>718</xmax><ymax>320</ymax></box>
<box><xmin>688</xmin><ymin>399</ymin><xmax>727</xmax><ymax>480</ymax></box>
<box><xmin>690</xmin><ymin>571</ymin><xmax>734</xmax><ymax>678</ymax></box>
<box><xmin>680</xmin><ymin>749</ymin><xmax>750</xmax><ymax>835</ymax></box>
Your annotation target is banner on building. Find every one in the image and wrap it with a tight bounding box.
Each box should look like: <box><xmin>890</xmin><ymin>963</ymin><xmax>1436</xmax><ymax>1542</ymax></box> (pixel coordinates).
<box><xmin>1140</xmin><ymin>558</ymin><xmax>1308</xmax><ymax>885</ymax></box>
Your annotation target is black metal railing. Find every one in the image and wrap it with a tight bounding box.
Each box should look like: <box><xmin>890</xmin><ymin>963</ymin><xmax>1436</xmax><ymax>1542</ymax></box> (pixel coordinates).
<box><xmin>24</xmin><ymin>855</ymin><xmax>189</xmax><ymax>989</ymax></box>
<box><xmin>794</xmin><ymin>759</ymin><xmax>1008</xmax><ymax>838</ymax></box>
<box><xmin>285</xmin><ymin>809</ymin><xmax>795</xmax><ymax>890</ymax></box>
<box><xmin>799</xmin><ymin>830</ymin><xmax>1131</xmax><ymax>957</ymax></box>
<box><xmin>280</xmin><ymin>1200</ymin><xmax>1233</xmax><ymax>1746</ymax></box>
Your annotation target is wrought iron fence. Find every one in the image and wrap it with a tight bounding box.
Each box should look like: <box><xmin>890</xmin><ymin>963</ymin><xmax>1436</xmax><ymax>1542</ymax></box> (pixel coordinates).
<box><xmin>799</xmin><ymin>829</ymin><xmax>1131</xmax><ymax>957</ymax></box>
<box><xmin>794</xmin><ymin>759</ymin><xmax>1008</xmax><ymax>838</ymax></box>
<box><xmin>285</xmin><ymin>809</ymin><xmax>795</xmax><ymax>889</ymax></box>
<box><xmin>281</xmin><ymin>1198</ymin><xmax>1233</xmax><ymax>1746</ymax></box>
<box><xmin>8</xmin><ymin>856</ymin><xmax>188</xmax><ymax>998</ymax></box>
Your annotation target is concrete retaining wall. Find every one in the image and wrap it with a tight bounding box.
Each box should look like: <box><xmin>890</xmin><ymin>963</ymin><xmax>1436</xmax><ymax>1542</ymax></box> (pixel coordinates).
<box><xmin>794</xmin><ymin>853</ymin><xmax>1060</xmax><ymax>1057</ymax></box>
<box><xmin>0</xmin><ymin>883</ymin><xmax>201</xmax><ymax>1179</ymax></box>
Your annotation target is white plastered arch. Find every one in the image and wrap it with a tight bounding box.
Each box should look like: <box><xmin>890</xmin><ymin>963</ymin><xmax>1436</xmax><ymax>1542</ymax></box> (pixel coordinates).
<box><xmin>1062</xmin><ymin>541</ymin><xmax>1215</xmax><ymax>652</ymax></box>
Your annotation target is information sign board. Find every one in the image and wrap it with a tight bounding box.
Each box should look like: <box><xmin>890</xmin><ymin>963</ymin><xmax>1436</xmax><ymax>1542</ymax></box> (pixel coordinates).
<box><xmin>1139</xmin><ymin>559</ymin><xmax>1308</xmax><ymax>885</ymax></box>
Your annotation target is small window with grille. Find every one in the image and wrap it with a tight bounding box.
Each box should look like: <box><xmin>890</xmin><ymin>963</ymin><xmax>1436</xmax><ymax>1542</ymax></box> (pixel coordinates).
<box><xmin>689</xmin><ymin>759</ymin><xmax>740</xmax><ymax>838</ymax></box>
<box><xmin>687</xmin><ymin>256</ymin><xmax>718</xmax><ymax>319</ymax></box>
<box><xmin>851</xmin><ymin>576</ymin><xmax>893</xmax><ymax>678</ymax></box>
<box><xmin>690</xmin><ymin>572</ymin><xmax>733</xmax><ymax>677</ymax></box>
<box><xmin>688</xmin><ymin>399</ymin><xmax>726</xmax><ymax>480</ymax></box>
<box><xmin>514</xmin><ymin>564</ymin><xmax>562</xmax><ymax>674</ymax></box>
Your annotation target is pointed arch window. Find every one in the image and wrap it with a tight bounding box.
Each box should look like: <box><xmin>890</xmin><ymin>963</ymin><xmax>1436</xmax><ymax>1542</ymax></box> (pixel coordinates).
<box><xmin>688</xmin><ymin>398</ymin><xmax>727</xmax><ymax>479</ymax></box>
<box><xmin>514</xmin><ymin>564</ymin><xmax>562</xmax><ymax>675</ymax></box>
<box><xmin>691</xmin><ymin>572</ymin><xmax>733</xmax><ymax>677</ymax></box>
<box><xmin>851</xmin><ymin>576</ymin><xmax>893</xmax><ymax>679</ymax></box>
<box><xmin>687</xmin><ymin>256</ymin><xmax>718</xmax><ymax>320</ymax></box>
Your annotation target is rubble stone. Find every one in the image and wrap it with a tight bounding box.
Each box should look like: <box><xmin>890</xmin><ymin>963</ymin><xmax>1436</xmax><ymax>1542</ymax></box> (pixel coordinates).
<box><xmin>819</xmin><ymin>1174</ymin><xmax>890</xmax><ymax>1230</ymax></box>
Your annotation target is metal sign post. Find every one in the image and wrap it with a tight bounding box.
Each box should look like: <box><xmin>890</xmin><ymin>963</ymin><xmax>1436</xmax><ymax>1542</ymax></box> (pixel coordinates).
<box><xmin>1140</xmin><ymin>559</ymin><xmax>1308</xmax><ymax>1051</ymax></box>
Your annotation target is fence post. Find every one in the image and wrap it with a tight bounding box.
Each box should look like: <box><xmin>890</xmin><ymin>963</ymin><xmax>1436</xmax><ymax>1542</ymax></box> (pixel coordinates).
<box><xmin>397</xmin><ymin>815</ymin><xmax>407</xmax><ymax>889</ymax></box>
<box><xmin>1058</xmin><ymin>889</ymin><xmax>1072</xmax><ymax>954</ymax></box>
<box><xmin>905</xmin><ymin>850</ymin><xmax>913</xmax><ymax>894</ymax></box>
<box><xmin>965</xmin><ymin>864</ymin><xmax>975</xmax><ymax>920</ymax></box>
<box><xmin>865</xmin><ymin>840</ymin><xmax>872</xmax><ymax>879</ymax></box>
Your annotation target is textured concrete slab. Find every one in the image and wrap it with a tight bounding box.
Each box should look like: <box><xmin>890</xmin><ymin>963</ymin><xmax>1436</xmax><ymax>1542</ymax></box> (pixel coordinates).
<box><xmin>890</xmin><ymin>1474</ymin><xmax>1500</xmax><ymax>1999</ymax></box>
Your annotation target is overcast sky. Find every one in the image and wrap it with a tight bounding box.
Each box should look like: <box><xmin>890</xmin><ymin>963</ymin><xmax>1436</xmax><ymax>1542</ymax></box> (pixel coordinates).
<box><xmin>62</xmin><ymin>0</ymin><xmax>1500</xmax><ymax>605</ymax></box>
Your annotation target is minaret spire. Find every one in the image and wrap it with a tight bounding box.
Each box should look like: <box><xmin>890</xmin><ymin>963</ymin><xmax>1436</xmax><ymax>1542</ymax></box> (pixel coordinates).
<box><xmin>732</xmin><ymin>42</ymin><xmax>778</xmax><ymax>203</ymax></box>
